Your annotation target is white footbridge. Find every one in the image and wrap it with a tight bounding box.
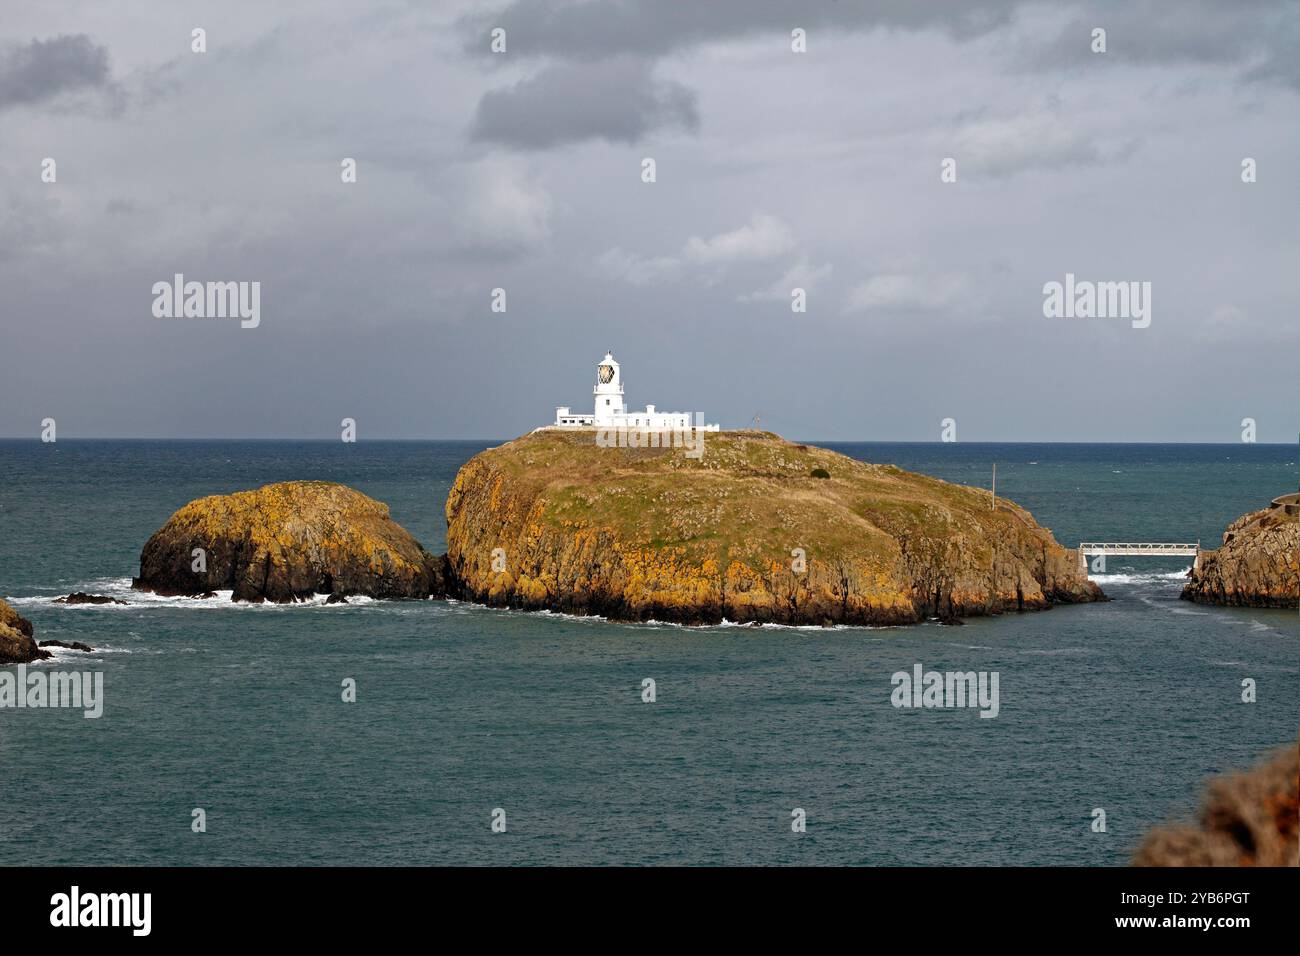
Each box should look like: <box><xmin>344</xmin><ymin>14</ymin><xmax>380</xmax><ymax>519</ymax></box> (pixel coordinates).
<box><xmin>1076</xmin><ymin>542</ymin><xmax>1200</xmax><ymax>574</ymax></box>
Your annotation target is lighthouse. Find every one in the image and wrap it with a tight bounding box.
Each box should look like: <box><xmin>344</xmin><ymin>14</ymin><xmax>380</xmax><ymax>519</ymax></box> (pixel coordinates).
<box><xmin>592</xmin><ymin>352</ymin><xmax>625</xmax><ymax>425</ymax></box>
<box><xmin>551</xmin><ymin>351</ymin><xmax>719</xmax><ymax>431</ymax></box>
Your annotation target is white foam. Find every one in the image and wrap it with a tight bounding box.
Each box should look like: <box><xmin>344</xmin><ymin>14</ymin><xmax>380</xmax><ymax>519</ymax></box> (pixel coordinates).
<box><xmin>11</xmin><ymin>578</ymin><xmax>389</xmax><ymax>610</ymax></box>
<box><xmin>1137</xmin><ymin>596</ymin><xmax>1208</xmax><ymax>616</ymax></box>
<box><xmin>1090</xmin><ymin>567</ymin><xmax>1192</xmax><ymax>585</ymax></box>
<box><xmin>449</xmin><ymin>601</ymin><xmax>890</xmax><ymax>631</ymax></box>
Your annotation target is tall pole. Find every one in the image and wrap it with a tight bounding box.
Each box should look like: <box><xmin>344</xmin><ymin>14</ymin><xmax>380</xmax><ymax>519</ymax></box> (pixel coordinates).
<box><xmin>991</xmin><ymin>463</ymin><xmax>996</xmax><ymax>511</ymax></box>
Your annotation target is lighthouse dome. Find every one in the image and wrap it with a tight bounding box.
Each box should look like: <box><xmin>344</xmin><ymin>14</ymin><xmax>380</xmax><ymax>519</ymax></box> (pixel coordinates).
<box><xmin>596</xmin><ymin>352</ymin><xmax>620</xmax><ymax>385</ymax></box>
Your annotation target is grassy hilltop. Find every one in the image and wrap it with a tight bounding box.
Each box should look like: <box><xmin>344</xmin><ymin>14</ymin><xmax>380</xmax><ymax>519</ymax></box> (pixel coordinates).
<box><xmin>445</xmin><ymin>429</ymin><xmax>1101</xmax><ymax>626</ymax></box>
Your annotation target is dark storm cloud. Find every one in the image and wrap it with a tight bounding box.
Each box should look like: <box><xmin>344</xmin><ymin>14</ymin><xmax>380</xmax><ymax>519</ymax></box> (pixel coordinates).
<box><xmin>464</xmin><ymin>0</ymin><xmax>1018</xmax><ymax>60</ymax></box>
<box><xmin>462</xmin><ymin>0</ymin><xmax>1300</xmax><ymax>155</ymax></box>
<box><xmin>471</xmin><ymin>56</ymin><xmax>698</xmax><ymax>149</ymax></box>
<box><xmin>0</xmin><ymin>34</ymin><xmax>110</xmax><ymax>109</ymax></box>
<box><xmin>470</xmin><ymin>0</ymin><xmax>1300</xmax><ymax>86</ymax></box>
<box><xmin>462</xmin><ymin>0</ymin><xmax>1015</xmax><ymax>149</ymax></box>
<box><xmin>1031</xmin><ymin>0</ymin><xmax>1300</xmax><ymax>89</ymax></box>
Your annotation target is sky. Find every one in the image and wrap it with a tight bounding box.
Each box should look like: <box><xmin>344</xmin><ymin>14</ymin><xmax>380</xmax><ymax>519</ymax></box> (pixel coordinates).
<box><xmin>0</xmin><ymin>0</ymin><xmax>1296</xmax><ymax>441</ymax></box>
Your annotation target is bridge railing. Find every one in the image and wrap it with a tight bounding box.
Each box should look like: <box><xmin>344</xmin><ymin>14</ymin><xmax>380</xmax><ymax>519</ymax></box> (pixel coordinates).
<box><xmin>1077</xmin><ymin>543</ymin><xmax>1200</xmax><ymax>552</ymax></box>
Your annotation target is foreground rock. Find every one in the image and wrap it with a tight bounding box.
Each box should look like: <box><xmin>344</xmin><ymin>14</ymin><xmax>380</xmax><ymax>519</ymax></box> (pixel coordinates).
<box><xmin>133</xmin><ymin>481</ymin><xmax>448</xmax><ymax>602</ymax></box>
<box><xmin>445</xmin><ymin>430</ymin><xmax>1103</xmax><ymax>626</ymax></box>
<box><xmin>1</xmin><ymin>598</ymin><xmax>50</xmax><ymax>664</ymax></box>
<box><xmin>1134</xmin><ymin>735</ymin><xmax>1298</xmax><ymax>866</ymax></box>
<box><xmin>1182</xmin><ymin>492</ymin><xmax>1300</xmax><ymax>607</ymax></box>
<box><xmin>54</xmin><ymin>592</ymin><xmax>127</xmax><ymax>605</ymax></box>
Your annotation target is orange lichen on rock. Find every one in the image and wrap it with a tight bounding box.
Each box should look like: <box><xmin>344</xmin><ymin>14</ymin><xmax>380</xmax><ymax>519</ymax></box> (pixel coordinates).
<box><xmin>0</xmin><ymin>597</ymin><xmax>49</xmax><ymax>664</ymax></box>
<box><xmin>444</xmin><ymin>429</ymin><xmax>1103</xmax><ymax>626</ymax></box>
<box><xmin>133</xmin><ymin>481</ymin><xmax>446</xmax><ymax>602</ymax></box>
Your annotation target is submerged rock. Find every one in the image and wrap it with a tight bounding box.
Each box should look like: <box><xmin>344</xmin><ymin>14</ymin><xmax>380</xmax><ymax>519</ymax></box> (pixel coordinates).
<box><xmin>54</xmin><ymin>592</ymin><xmax>127</xmax><ymax>605</ymax></box>
<box><xmin>0</xmin><ymin>597</ymin><xmax>50</xmax><ymax>664</ymax></box>
<box><xmin>445</xmin><ymin>430</ymin><xmax>1103</xmax><ymax>626</ymax></box>
<box><xmin>1182</xmin><ymin>493</ymin><xmax>1300</xmax><ymax>607</ymax></box>
<box><xmin>133</xmin><ymin>481</ymin><xmax>448</xmax><ymax>603</ymax></box>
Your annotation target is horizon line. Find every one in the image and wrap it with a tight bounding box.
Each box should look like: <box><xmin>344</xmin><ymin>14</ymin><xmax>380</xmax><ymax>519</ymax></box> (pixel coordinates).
<box><xmin>1</xmin><ymin>436</ymin><xmax>1297</xmax><ymax>446</ymax></box>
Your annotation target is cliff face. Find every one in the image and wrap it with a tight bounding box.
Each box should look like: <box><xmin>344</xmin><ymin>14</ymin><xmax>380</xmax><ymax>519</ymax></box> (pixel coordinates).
<box><xmin>444</xmin><ymin>430</ymin><xmax>1102</xmax><ymax>626</ymax></box>
<box><xmin>1</xmin><ymin>597</ymin><xmax>48</xmax><ymax>664</ymax></box>
<box><xmin>133</xmin><ymin>481</ymin><xmax>447</xmax><ymax>602</ymax></box>
<box><xmin>1182</xmin><ymin>496</ymin><xmax>1300</xmax><ymax>607</ymax></box>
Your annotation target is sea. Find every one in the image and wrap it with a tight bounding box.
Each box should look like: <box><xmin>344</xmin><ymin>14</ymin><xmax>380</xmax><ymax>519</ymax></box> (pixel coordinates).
<box><xmin>1</xmin><ymin>440</ymin><xmax>1296</xmax><ymax>866</ymax></box>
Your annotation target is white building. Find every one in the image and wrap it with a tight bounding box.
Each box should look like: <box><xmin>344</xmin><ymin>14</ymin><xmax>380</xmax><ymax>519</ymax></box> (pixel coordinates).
<box><xmin>552</xmin><ymin>352</ymin><xmax>719</xmax><ymax>431</ymax></box>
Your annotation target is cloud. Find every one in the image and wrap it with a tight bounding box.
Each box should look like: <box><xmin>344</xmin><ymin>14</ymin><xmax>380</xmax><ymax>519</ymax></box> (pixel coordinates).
<box><xmin>596</xmin><ymin>247</ymin><xmax>683</xmax><ymax>286</ymax></box>
<box><xmin>1195</xmin><ymin>304</ymin><xmax>1300</xmax><ymax>346</ymax></box>
<box><xmin>598</xmin><ymin>212</ymin><xmax>799</xmax><ymax>287</ymax></box>
<box><xmin>843</xmin><ymin>272</ymin><xmax>970</xmax><ymax>313</ymax></box>
<box><xmin>1196</xmin><ymin>304</ymin><xmax>1249</xmax><ymax>344</ymax></box>
<box><xmin>740</xmin><ymin>257</ymin><xmax>833</xmax><ymax>302</ymax></box>
<box><xmin>471</xmin><ymin>56</ymin><xmax>698</xmax><ymax>149</ymax></box>
<box><xmin>1032</xmin><ymin>0</ymin><xmax>1300</xmax><ymax>90</ymax></box>
<box><xmin>464</xmin><ymin>0</ymin><xmax>1019</xmax><ymax>149</ymax></box>
<box><xmin>683</xmin><ymin>212</ymin><xmax>794</xmax><ymax>266</ymax></box>
<box><xmin>951</xmin><ymin>108</ymin><xmax>1136</xmax><ymax>177</ymax></box>
<box><xmin>454</xmin><ymin>158</ymin><xmax>553</xmax><ymax>255</ymax></box>
<box><xmin>1</xmin><ymin>0</ymin><xmax>1296</xmax><ymax>442</ymax></box>
<box><xmin>467</xmin><ymin>0</ymin><xmax>1300</xmax><ymax>160</ymax></box>
<box><xmin>0</xmin><ymin>35</ymin><xmax>111</xmax><ymax>110</ymax></box>
<box><xmin>465</xmin><ymin>0</ymin><xmax>1018</xmax><ymax>60</ymax></box>
<box><xmin>0</xmin><ymin>192</ymin><xmax>67</xmax><ymax>262</ymax></box>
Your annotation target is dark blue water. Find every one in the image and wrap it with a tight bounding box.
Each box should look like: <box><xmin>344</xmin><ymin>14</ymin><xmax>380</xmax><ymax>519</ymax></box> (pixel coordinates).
<box><xmin>1</xmin><ymin>440</ymin><xmax>1296</xmax><ymax>865</ymax></box>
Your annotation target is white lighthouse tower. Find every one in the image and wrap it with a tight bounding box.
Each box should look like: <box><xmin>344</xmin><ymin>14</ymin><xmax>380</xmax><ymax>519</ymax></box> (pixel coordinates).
<box><xmin>593</xmin><ymin>351</ymin><xmax>625</xmax><ymax>425</ymax></box>
<box><xmin>550</xmin><ymin>350</ymin><xmax>719</xmax><ymax>431</ymax></box>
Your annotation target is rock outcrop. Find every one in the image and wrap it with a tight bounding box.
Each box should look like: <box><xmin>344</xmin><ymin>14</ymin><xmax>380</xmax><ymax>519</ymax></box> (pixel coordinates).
<box><xmin>444</xmin><ymin>430</ymin><xmax>1103</xmax><ymax>626</ymax></box>
<box><xmin>1134</xmin><ymin>735</ymin><xmax>1299</xmax><ymax>866</ymax></box>
<box><xmin>54</xmin><ymin>592</ymin><xmax>127</xmax><ymax>605</ymax></box>
<box><xmin>1182</xmin><ymin>493</ymin><xmax>1300</xmax><ymax>607</ymax></box>
<box><xmin>1</xmin><ymin>597</ymin><xmax>50</xmax><ymax>664</ymax></box>
<box><xmin>133</xmin><ymin>481</ymin><xmax>447</xmax><ymax>602</ymax></box>
<box><xmin>39</xmin><ymin>639</ymin><xmax>95</xmax><ymax>652</ymax></box>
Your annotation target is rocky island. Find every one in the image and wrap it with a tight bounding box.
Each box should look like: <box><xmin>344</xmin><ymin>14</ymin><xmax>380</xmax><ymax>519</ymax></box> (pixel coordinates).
<box><xmin>124</xmin><ymin>434</ymin><xmax>1104</xmax><ymax>623</ymax></box>
<box><xmin>1</xmin><ymin>597</ymin><xmax>49</xmax><ymax>665</ymax></box>
<box><xmin>133</xmin><ymin>480</ymin><xmax>447</xmax><ymax>602</ymax></box>
<box><xmin>444</xmin><ymin>430</ymin><xmax>1103</xmax><ymax>626</ymax></box>
<box><xmin>1182</xmin><ymin>492</ymin><xmax>1300</xmax><ymax>607</ymax></box>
